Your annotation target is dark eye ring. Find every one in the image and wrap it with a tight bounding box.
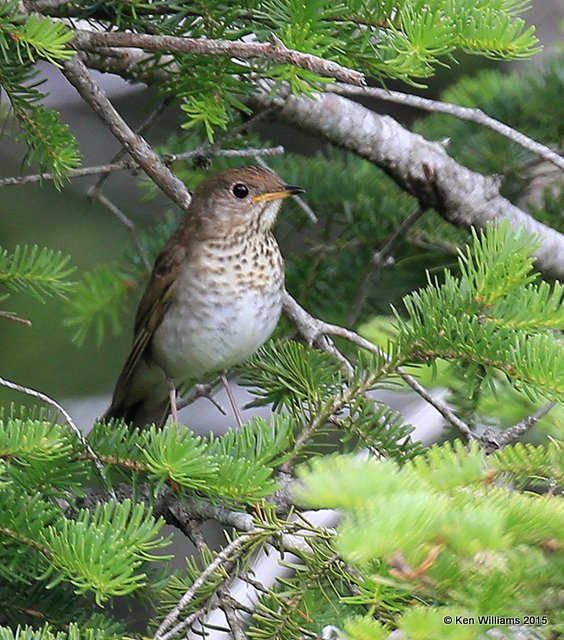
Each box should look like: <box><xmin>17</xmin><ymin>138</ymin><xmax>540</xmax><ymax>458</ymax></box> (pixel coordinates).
<box><xmin>232</xmin><ymin>183</ymin><xmax>249</xmax><ymax>199</ymax></box>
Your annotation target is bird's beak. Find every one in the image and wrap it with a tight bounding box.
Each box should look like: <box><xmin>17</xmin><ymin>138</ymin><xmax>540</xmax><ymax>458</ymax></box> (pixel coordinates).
<box><xmin>252</xmin><ymin>185</ymin><xmax>305</xmax><ymax>205</ymax></box>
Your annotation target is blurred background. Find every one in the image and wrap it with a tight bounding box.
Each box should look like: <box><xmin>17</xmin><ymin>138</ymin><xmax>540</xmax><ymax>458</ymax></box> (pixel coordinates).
<box><xmin>0</xmin><ymin>1</ymin><xmax>562</xmax><ymax>435</ymax></box>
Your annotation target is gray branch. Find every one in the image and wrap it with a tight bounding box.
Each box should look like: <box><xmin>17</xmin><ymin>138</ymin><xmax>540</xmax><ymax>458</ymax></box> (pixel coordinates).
<box><xmin>480</xmin><ymin>401</ymin><xmax>556</xmax><ymax>453</ymax></box>
<box><xmin>0</xmin><ymin>146</ymin><xmax>285</xmax><ymax>187</ymax></box>
<box><xmin>252</xmin><ymin>90</ymin><xmax>564</xmax><ymax>278</ymax></box>
<box><xmin>328</xmin><ymin>84</ymin><xmax>564</xmax><ymax>172</ymax></box>
<box><xmin>60</xmin><ymin>54</ymin><xmax>192</xmax><ymax>212</ymax></box>
<box><xmin>72</xmin><ymin>29</ymin><xmax>365</xmax><ymax>86</ymax></box>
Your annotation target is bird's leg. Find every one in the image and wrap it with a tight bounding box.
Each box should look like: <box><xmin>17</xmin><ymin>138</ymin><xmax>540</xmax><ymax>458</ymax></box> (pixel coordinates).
<box><xmin>168</xmin><ymin>379</ymin><xmax>179</xmax><ymax>423</ymax></box>
<box><xmin>221</xmin><ymin>371</ymin><xmax>243</xmax><ymax>428</ymax></box>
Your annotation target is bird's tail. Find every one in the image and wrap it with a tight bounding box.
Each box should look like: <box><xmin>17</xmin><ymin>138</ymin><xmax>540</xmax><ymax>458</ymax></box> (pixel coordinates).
<box><xmin>101</xmin><ymin>396</ymin><xmax>171</xmax><ymax>430</ymax></box>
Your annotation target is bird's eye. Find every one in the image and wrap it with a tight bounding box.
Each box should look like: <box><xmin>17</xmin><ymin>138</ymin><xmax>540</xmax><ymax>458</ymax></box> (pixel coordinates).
<box><xmin>232</xmin><ymin>183</ymin><xmax>249</xmax><ymax>199</ymax></box>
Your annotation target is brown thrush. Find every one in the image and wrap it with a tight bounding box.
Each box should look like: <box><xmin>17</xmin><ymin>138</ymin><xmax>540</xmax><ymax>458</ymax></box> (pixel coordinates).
<box><xmin>103</xmin><ymin>165</ymin><xmax>303</xmax><ymax>427</ymax></box>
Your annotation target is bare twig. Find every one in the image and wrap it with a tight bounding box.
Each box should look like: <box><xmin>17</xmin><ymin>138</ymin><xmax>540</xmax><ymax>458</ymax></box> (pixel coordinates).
<box><xmin>72</xmin><ymin>29</ymin><xmax>366</xmax><ymax>86</ymax></box>
<box><xmin>347</xmin><ymin>205</ymin><xmax>427</xmax><ymax>325</ymax></box>
<box><xmin>23</xmin><ymin>0</ymin><xmax>69</xmax><ymax>10</ymax></box>
<box><xmin>328</xmin><ymin>84</ymin><xmax>564</xmax><ymax>173</ymax></box>
<box><xmin>162</xmin><ymin>490</ymin><xmax>255</xmax><ymax>533</ymax></box>
<box><xmin>0</xmin><ymin>159</ymin><xmax>138</xmax><ymax>186</ymax></box>
<box><xmin>176</xmin><ymin>380</ymin><xmax>226</xmax><ymax>415</ymax></box>
<box><xmin>218</xmin><ymin>589</ymin><xmax>247</xmax><ymax>640</ymax></box>
<box><xmin>282</xmin><ymin>292</ymin><xmax>477</xmax><ymax>442</ymax></box>
<box><xmin>154</xmin><ymin>534</ymin><xmax>253</xmax><ymax>640</ymax></box>
<box><xmin>0</xmin><ymin>311</ymin><xmax>32</xmax><ymax>327</ymax></box>
<box><xmin>87</xmin><ymin>189</ymin><xmax>153</xmax><ymax>272</ymax></box>
<box><xmin>60</xmin><ymin>54</ymin><xmax>192</xmax><ymax>212</ymax></box>
<box><xmin>0</xmin><ymin>375</ymin><xmax>115</xmax><ymax>495</ymax></box>
<box><xmin>0</xmin><ymin>147</ymin><xmax>285</xmax><ymax>188</ymax></box>
<box><xmin>480</xmin><ymin>401</ymin><xmax>556</xmax><ymax>453</ymax></box>
<box><xmin>163</xmin><ymin>145</ymin><xmax>285</xmax><ymax>164</ymax></box>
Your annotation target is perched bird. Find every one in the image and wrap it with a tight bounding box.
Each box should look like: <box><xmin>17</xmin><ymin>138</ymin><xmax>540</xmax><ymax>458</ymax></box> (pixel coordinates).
<box><xmin>103</xmin><ymin>165</ymin><xmax>303</xmax><ymax>428</ymax></box>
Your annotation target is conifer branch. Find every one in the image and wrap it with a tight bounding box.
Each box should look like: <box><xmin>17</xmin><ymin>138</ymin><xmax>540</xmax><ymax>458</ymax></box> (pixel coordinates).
<box><xmin>71</xmin><ymin>29</ymin><xmax>366</xmax><ymax>87</ymax></box>
<box><xmin>154</xmin><ymin>534</ymin><xmax>253</xmax><ymax>640</ymax></box>
<box><xmin>328</xmin><ymin>84</ymin><xmax>564</xmax><ymax>172</ymax></box>
<box><xmin>255</xmin><ymin>91</ymin><xmax>564</xmax><ymax>278</ymax></box>
<box><xmin>0</xmin><ymin>375</ymin><xmax>114</xmax><ymax>496</ymax></box>
<box><xmin>282</xmin><ymin>292</ymin><xmax>476</xmax><ymax>441</ymax></box>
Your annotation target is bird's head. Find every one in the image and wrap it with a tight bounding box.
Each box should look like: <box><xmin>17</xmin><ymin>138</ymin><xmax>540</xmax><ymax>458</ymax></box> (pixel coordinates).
<box><xmin>190</xmin><ymin>165</ymin><xmax>304</xmax><ymax>236</ymax></box>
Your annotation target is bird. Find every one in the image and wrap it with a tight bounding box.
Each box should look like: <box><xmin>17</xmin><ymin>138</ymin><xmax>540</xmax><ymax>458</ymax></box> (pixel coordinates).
<box><xmin>102</xmin><ymin>165</ymin><xmax>304</xmax><ymax>428</ymax></box>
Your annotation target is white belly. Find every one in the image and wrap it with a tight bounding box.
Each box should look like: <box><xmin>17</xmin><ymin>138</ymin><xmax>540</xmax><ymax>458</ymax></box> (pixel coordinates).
<box><xmin>152</xmin><ymin>284</ymin><xmax>282</xmax><ymax>384</ymax></box>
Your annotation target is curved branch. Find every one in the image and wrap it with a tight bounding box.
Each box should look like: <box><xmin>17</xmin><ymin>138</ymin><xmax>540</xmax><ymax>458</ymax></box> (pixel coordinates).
<box><xmin>72</xmin><ymin>29</ymin><xmax>365</xmax><ymax>86</ymax></box>
<box><xmin>328</xmin><ymin>84</ymin><xmax>564</xmax><ymax>173</ymax></box>
<box><xmin>60</xmin><ymin>53</ymin><xmax>192</xmax><ymax>212</ymax></box>
<box><xmin>253</xmin><ymin>89</ymin><xmax>564</xmax><ymax>277</ymax></box>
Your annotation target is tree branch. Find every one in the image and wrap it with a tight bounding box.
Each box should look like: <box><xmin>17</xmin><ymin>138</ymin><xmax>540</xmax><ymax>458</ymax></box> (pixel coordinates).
<box><xmin>480</xmin><ymin>401</ymin><xmax>556</xmax><ymax>453</ymax></box>
<box><xmin>72</xmin><ymin>29</ymin><xmax>366</xmax><ymax>86</ymax></box>
<box><xmin>347</xmin><ymin>205</ymin><xmax>427</xmax><ymax>325</ymax></box>
<box><xmin>282</xmin><ymin>292</ymin><xmax>477</xmax><ymax>442</ymax></box>
<box><xmin>328</xmin><ymin>84</ymin><xmax>564</xmax><ymax>173</ymax></box>
<box><xmin>0</xmin><ymin>146</ymin><xmax>285</xmax><ymax>187</ymax></box>
<box><xmin>154</xmin><ymin>534</ymin><xmax>253</xmax><ymax>640</ymax></box>
<box><xmin>253</xmin><ymin>90</ymin><xmax>564</xmax><ymax>278</ymax></box>
<box><xmin>60</xmin><ymin>53</ymin><xmax>192</xmax><ymax>212</ymax></box>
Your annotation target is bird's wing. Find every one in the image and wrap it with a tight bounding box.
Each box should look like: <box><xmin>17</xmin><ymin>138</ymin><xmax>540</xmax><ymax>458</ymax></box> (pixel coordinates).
<box><xmin>104</xmin><ymin>220</ymin><xmax>194</xmax><ymax>419</ymax></box>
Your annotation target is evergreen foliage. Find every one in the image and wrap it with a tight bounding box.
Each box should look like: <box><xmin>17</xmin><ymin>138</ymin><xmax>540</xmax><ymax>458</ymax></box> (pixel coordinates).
<box><xmin>2</xmin><ymin>222</ymin><xmax>562</xmax><ymax>636</ymax></box>
<box><xmin>0</xmin><ymin>245</ymin><xmax>75</xmax><ymax>302</ymax></box>
<box><xmin>297</xmin><ymin>442</ymin><xmax>563</xmax><ymax>638</ymax></box>
<box><xmin>0</xmin><ymin>1</ymin><xmax>562</xmax><ymax>638</ymax></box>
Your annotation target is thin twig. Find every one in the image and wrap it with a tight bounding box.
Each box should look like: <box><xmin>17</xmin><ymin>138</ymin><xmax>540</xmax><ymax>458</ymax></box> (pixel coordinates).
<box><xmin>176</xmin><ymin>380</ymin><xmax>226</xmax><ymax>415</ymax></box>
<box><xmin>0</xmin><ymin>375</ymin><xmax>115</xmax><ymax>496</ymax></box>
<box><xmin>480</xmin><ymin>401</ymin><xmax>556</xmax><ymax>453</ymax></box>
<box><xmin>347</xmin><ymin>205</ymin><xmax>427</xmax><ymax>325</ymax></box>
<box><xmin>218</xmin><ymin>589</ymin><xmax>247</xmax><ymax>640</ymax></box>
<box><xmin>0</xmin><ymin>311</ymin><xmax>32</xmax><ymax>327</ymax></box>
<box><xmin>0</xmin><ymin>159</ymin><xmax>138</xmax><ymax>186</ymax></box>
<box><xmin>72</xmin><ymin>29</ymin><xmax>366</xmax><ymax>86</ymax></box>
<box><xmin>282</xmin><ymin>292</ymin><xmax>477</xmax><ymax>442</ymax></box>
<box><xmin>328</xmin><ymin>84</ymin><xmax>564</xmax><ymax>172</ymax></box>
<box><xmin>154</xmin><ymin>534</ymin><xmax>253</xmax><ymax>640</ymax></box>
<box><xmin>163</xmin><ymin>145</ymin><xmax>285</xmax><ymax>164</ymax></box>
<box><xmin>23</xmin><ymin>0</ymin><xmax>69</xmax><ymax>10</ymax></box>
<box><xmin>87</xmin><ymin>189</ymin><xmax>153</xmax><ymax>272</ymax></box>
<box><xmin>0</xmin><ymin>147</ymin><xmax>286</xmax><ymax>187</ymax></box>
